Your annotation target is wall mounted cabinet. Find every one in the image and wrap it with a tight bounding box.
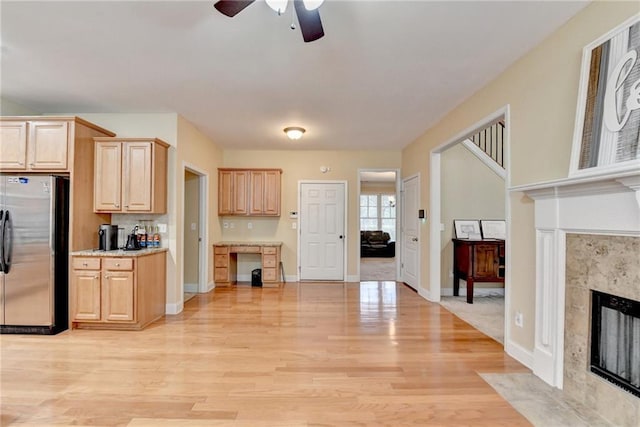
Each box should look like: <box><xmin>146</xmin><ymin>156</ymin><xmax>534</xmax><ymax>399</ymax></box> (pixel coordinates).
<box><xmin>94</xmin><ymin>138</ymin><xmax>169</xmax><ymax>214</ymax></box>
<box><xmin>218</xmin><ymin>168</ymin><xmax>281</xmax><ymax>216</ymax></box>
<box><xmin>0</xmin><ymin>116</ymin><xmax>116</xmax><ymax>252</ymax></box>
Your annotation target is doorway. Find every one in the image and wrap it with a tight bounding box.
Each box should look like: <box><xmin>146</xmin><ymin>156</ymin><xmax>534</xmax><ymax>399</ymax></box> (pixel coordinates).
<box><xmin>358</xmin><ymin>169</ymin><xmax>400</xmax><ymax>282</ymax></box>
<box><xmin>298</xmin><ymin>181</ymin><xmax>347</xmax><ymax>281</ymax></box>
<box><xmin>183</xmin><ymin>166</ymin><xmax>207</xmax><ymax>303</ymax></box>
<box><xmin>429</xmin><ymin>107</ymin><xmax>510</xmax><ymax>346</ymax></box>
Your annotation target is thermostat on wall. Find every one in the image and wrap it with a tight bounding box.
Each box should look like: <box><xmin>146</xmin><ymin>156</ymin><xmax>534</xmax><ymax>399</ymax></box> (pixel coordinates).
<box><xmin>289</xmin><ymin>211</ymin><xmax>298</xmax><ymax>219</ymax></box>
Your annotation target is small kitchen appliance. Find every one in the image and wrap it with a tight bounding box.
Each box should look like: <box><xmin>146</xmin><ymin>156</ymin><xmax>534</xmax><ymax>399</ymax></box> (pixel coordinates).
<box><xmin>98</xmin><ymin>224</ymin><xmax>118</xmax><ymax>251</ymax></box>
<box><xmin>125</xmin><ymin>226</ymin><xmax>141</xmax><ymax>251</ymax></box>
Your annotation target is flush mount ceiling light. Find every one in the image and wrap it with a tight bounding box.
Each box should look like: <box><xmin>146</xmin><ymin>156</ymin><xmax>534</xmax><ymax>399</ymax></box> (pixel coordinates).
<box><xmin>284</xmin><ymin>126</ymin><xmax>305</xmax><ymax>140</ymax></box>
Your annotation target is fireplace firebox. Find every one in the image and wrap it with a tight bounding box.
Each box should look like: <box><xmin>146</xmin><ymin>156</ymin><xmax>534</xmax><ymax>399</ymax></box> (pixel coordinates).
<box><xmin>590</xmin><ymin>290</ymin><xmax>640</xmax><ymax>398</ymax></box>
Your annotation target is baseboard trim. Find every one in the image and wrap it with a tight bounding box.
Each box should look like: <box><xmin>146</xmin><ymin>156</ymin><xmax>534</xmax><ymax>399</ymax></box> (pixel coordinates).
<box><xmin>184</xmin><ymin>283</ymin><xmax>198</xmax><ymax>293</ymax></box>
<box><xmin>166</xmin><ymin>301</ymin><xmax>183</xmax><ymax>315</ymax></box>
<box><xmin>506</xmin><ymin>339</ymin><xmax>534</xmax><ymax>369</ymax></box>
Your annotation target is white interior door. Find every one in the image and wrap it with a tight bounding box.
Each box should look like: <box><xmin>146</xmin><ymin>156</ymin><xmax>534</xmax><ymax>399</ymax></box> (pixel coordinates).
<box><xmin>299</xmin><ymin>182</ymin><xmax>346</xmax><ymax>281</ymax></box>
<box><xmin>401</xmin><ymin>175</ymin><xmax>420</xmax><ymax>289</ymax></box>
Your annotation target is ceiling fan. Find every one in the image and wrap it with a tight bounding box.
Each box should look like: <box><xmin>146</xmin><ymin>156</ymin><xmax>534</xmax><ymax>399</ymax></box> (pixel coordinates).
<box><xmin>214</xmin><ymin>0</ymin><xmax>325</xmax><ymax>43</ymax></box>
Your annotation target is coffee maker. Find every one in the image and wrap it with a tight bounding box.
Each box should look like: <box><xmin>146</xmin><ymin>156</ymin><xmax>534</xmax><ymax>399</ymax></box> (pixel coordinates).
<box><xmin>98</xmin><ymin>224</ymin><xmax>118</xmax><ymax>251</ymax></box>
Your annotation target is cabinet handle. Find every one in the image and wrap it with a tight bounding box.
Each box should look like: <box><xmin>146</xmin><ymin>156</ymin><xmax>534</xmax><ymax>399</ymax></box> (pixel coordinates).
<box><xmin>115</xmin><ymin>263</ymin><xmax>120</xmax><ymax>267</ymax></box>
<box><xmin>104</xmin><ymin>275</ymin><xmax>110</xmax><ymax>279</ymax></box>
<box><xmin>94</xmin><ymin>275</ymin><xmax>99</xmax><ymax>279</ymax></box>
<box><xmin>18</xmin><ymin>161</ymin><xmax>24</xmax><ymax>165</ymax></box>
<box><xmin>82</xmin><ymin>262</ymin><xmax>88</xmax><ymax>266</ymax></box>
<box><xmin>124</xmin><ymin>205</ymin><xmax>129</xmax><ymax>208</ymax></box>
<box><xmin>115</xmin><ymin>204</ymin><xmax>120</xmax><ymax>208</ymax></box>
<box><xmin>29</xmin><ymin>162</ymin><xmax>35</xmax><ymax>166</ymax></box>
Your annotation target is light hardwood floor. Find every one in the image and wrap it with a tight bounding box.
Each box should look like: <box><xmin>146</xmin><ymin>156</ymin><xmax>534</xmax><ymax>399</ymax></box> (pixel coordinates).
<box><xmin>1</xmin><ymin>281</ymin><xmax>530</xmax><ymax>426</ymax></box>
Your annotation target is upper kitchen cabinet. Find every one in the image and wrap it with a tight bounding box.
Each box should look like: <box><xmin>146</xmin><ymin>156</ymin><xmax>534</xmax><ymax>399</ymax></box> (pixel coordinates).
<box><xmin>0</xmin><ymin>118</ymin><xmax>110</xmax><ymax>172</ymax></box>
<box><xmin>218</xmin><ymin>168</ymin><xmax>282</xmax><ymax>216</ymax></box>
<box><xmin>94</xmin><ymin>138</ymin><xmax>169</xmax><ymax>214</ymax></box>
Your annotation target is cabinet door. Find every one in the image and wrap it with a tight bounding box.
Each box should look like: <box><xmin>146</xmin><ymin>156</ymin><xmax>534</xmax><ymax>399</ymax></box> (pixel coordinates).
<box><xmin>218</xmin><ymin>170</ymin><xmax>233</xmax><ymax>215</ymax></box>
<box><xmin>102</xmin><ymin>271</ymin><xmax>135</xmax><ymax>322</ymax></box>
<box><xmin>233</xmin><ymin>171</ymin><xmax>249</xmax><ymax>215</ymax></box>
<box><xmin>0</xmin><ymin>121</ymin><xmax>28</xmax><ymax>170</ymax></box>
<box><xmin>94</xmin><ymin>141</ymin><xmax>123</xmax><ymax>211</ymax></box>
<box><xmin>71</xmin><ymin>270</ymin><xmax>101</xmax><ymax>321</ymax></box>
<box><xmin>28</xmin><ymin>121</ymin><xmax>69</xmax><ymax>170</ymax></box>
<box><xmin>473</xmin><ymin>244</ymin><xmax>499</xmax><ymax>279</ymax></box>
<box><xmin>123</xmin><ymin>142</ymin><xmax>152</xmax><ymax>211</ymax></box>
<box><xmin>249</xmin><ymin>171</ymin><xmax>264</xmax><ymax>215</ymax></box>
<box><xmin>263</xmin><ymin>170</ymin><xmax>281</xmax><ymax>215</ymax></box>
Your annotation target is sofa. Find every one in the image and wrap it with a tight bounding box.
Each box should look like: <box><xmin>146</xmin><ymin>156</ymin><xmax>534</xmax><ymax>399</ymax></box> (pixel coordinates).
<box><xmin>360</xmin><ymin>230</ymin><xmax>395</xmax><ymax>258</ymax></box>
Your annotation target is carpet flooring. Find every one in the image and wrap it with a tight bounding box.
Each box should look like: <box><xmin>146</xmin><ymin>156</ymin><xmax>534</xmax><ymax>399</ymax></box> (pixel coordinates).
<box><xmin>439</xmin><ymin>294</ymin><xmax>504</xmax><ymax>344</ymax></box>
<box><xmin>359</xmin><ymin>257</ymin><xmax>397</xmax><ymax>281</ymax></box>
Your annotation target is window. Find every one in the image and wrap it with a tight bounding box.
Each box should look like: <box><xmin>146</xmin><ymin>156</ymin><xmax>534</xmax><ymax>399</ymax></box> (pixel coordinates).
<box><xmin>360</xmin><ymin>194</ymin><xmax>396</xmax><ymax>240</ymax></box>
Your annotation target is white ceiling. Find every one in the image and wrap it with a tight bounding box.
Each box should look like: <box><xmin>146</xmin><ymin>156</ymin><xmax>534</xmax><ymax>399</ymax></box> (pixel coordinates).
<box><xmin>0</xmin><ymin>0</ymin><xmax>589</xmax><ymax>150</ymax></box>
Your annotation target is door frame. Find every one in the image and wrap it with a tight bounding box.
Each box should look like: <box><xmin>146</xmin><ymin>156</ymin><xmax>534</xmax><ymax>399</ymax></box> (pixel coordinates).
<box><xmin>356</xmin><ymin>168</ymin><xmax>401</xmax><ymax>281</ymax></box>
<box><xmin>297</xmin><ymin>180</ymin><xmax>348</xmax><ymax>282</ymax></box>
<box><xmin>400</xmin><ymin>173</ymin><xmax>421</xmax><ymax>291</ymax></box>
<box><xmin>182</xmin><ymin>162</ymin><xmax>210</xmax><ymax>296</ymax></box>
<box><xmin>428</xmin><ymin>105</ymin><xmax>511</xmax><ymax>349</ymax></box>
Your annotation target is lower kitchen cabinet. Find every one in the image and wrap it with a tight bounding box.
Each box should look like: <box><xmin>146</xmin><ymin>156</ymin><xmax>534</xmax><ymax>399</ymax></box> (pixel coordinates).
<box><xmin>70</xmin><ymin>251</ymin><xmax>166</xmax><ymax>330</ymax></box>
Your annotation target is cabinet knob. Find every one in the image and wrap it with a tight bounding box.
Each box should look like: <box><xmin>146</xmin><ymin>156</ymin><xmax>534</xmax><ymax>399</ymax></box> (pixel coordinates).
<box><xmin>29</xmin><ymin>163</ymin><xmax>35</xmax><ymax>166</ymax></box>
<box><xmin>94</xmin><ymin>275</ymin><xmax>99</xmax><ymax>279</ymax></box>
<box><xmin>104</xmin><ymin>275</ymin><xmax>110</xmax><ymax>279</ymax></box>
<box><xmin>124</xmin><ymin>205</ymin><xmax>129</xmax><ymax>208</ymax></box>
<box><xmin>18</xmin><ymin>161</ymin><xmax>24</xmax><ymax>165</ymax></box>
<box><xmin>115</xmin><ymin>204</ymin><xmax>120</xmax><ymax>208</ymax></box>
<box><xmin>115</xmin><ymin>263</ymin><xmax>120</xmax><ymax>267</ymax></box>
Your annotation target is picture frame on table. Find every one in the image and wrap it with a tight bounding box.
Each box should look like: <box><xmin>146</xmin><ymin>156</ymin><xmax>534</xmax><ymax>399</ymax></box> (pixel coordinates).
<box><xmin>453</xmin><ymin>219</ymin><xmax>482</xmax><ymax>240</ymax></box>
<box><xmin>569</xmin><ymin>14</ymin><xmax>640</xmax><ymax>178</ymax></box>
<box><xmin>480</xmin><ymin>220</ymin><xmax>506</xmax><ymax>240</ymax></box>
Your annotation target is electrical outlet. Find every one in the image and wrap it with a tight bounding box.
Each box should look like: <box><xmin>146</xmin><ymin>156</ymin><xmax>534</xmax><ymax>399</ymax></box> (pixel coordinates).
<box><xmin>292</xmin><ymin>222</ymin><xmax>297</xmax><ymax>229</ymax></box>
<box><xmin>223</xmin><ymin>222</ymin><xmax>229</xmax><ymax>229</ymax></box>
<box><xmin>515</xmin><ymin>311</ymin><xmax>524</xmax><ymax>328</ymax></box>
<box><xmin>230</xmin><ymin>222</ymin><xmax>235</xmax><ymax>229</ymax></box>
<box><xmin>157</xmin><ymin>223</ymin><xmax>167</xmax><ymax>233</ymax></box>
<box><xmin>247</xmin><ymin>222</ymin><xmax>253</xmax><ymax>229</ymax></box>
<box><xmin>448</xmin><ymin>269</ymin><xmax>453</xmax><ymax>278</ymax></box>
<box><xmin>191</xmin><ymin>222</ymin><xmax>197</xmax><ymax>231</ymax></box>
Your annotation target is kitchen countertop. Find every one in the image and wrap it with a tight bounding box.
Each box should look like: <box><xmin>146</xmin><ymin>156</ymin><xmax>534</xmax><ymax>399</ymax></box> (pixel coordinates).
<box><xmin>214</xmin><ymin>241</ymin><xmax>282</xmax><ymax>247</ymax></box>
<box><xmin>71</xmin><ymin>248</ymin><xmax>168</xmax><ymax>257</ymax></box>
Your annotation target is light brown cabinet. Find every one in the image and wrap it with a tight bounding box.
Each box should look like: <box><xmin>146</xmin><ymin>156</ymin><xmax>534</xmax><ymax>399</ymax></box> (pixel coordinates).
<box><xmin>213</xmin><ymin>244</ymin><xmax>281</xmax><ymax>287</ymax></box>
<box><xmin>94</xmin><ymin>138</ymin><xmax>169</xmax><ymax>213</ymax></box>
<box><xmin>0</xmin><ymin>120</ymin><xmax>70</xmax><ymax>171</ymax></box>
<box><xmin>218</xmin><ymin>168</ymin><xmax>281</xmax><ymax>216</ymax></box>
<box><xmin>1</xmin><ymin>116</ymin><xmax>116</xmax><ymax>252</ymax></box>
<box><xmin>71</xmin><ymin>252</ymin><xmax>166</xmax><ymax>330</ymax></box>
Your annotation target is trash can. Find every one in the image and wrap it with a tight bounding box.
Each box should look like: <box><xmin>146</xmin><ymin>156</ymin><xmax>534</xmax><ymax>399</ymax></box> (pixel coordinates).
<box><xmin>251</xmin><ymin>268</ymin><xmax>262</xmax><ymax>287</ymax></box>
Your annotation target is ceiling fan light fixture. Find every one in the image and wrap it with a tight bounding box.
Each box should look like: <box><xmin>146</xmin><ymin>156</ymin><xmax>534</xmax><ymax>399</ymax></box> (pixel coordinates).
<box><xmin>303</xmin><ymin>0</ymin><xmax>324</xmax><ymax>10</ymax></box>
<box><xmin>284</xmin><ymin>126</ymin><xmax>305</xmax><ymax>140</ymax></box>
<box><xmin>265</xmin><ymin>0</ymin><xmax>288</xmax><ymax>14</ymax></box>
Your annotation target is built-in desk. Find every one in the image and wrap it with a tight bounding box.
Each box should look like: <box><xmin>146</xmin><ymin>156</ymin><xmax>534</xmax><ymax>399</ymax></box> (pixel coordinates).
<box><xmin>214</xmin><ymin>242</ymin><xmax>282</xmax><ymax>287</ymax></box>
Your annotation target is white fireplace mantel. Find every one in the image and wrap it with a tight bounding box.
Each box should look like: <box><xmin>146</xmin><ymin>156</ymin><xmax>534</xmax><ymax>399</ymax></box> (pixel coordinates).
<box><xmin>511</xmin><ymin>170</ymin><xmax>640</xmax><ymax>388</ymax></box>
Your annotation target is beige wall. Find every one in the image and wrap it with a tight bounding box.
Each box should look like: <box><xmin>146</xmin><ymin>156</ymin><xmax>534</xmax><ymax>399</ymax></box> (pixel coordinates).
<box><xmin>183</xmin><ymin>171</ymin><xmax>199</xmax><ymax>287</ymax></box>
<box><xmin>0</xmin><ymin>98</ymin><xmax>40</xmax><ymax>115</ymax></box>
<box><xmin>222</xmin><ymin>150</ymin><xmax>402</xmax><ymax>279</ymax></box>
<box><xmin>401</xmin><ymin>1</ymin><xmax>638</xmax><ymax>351</ymax></box>
<box><xmin>441</xmin><ymin>143</ymin><xmax>505</xmax><ymax>290</ymax></box>
<box><xmin>175</xmin><ymin>115</ymin><xmax>224</xmax><ymax>302</ymax></box>
<box><xmin>361</xmin><ymin>181</ymin><xmax>396</xmax><ymax>194</ymax></box>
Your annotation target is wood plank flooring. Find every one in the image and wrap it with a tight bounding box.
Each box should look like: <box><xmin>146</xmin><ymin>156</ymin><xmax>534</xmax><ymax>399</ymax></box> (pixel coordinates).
<box><xmin>1</xmin><ymin>281</ymin><xmax>531</xmax><ymax>426</ymax></box>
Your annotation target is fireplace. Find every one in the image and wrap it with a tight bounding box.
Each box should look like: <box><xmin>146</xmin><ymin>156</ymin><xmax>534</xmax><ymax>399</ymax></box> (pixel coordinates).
<box><xmin>590</xmin><ymin>290</ymin><xmax>640</xmax><ymax>398</ymax></box>
<box><xmin>517</xmin><ymin>172</ymin><xmax>640</xmax><ymax>426</ymax></box>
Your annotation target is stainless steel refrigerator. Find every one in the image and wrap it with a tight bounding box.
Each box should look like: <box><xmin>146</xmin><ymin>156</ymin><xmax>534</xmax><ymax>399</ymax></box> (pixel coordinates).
<box><xmin>0</xmin><ymin>175</ymin><xmax>69</xmax><ymax>334</ymax></box>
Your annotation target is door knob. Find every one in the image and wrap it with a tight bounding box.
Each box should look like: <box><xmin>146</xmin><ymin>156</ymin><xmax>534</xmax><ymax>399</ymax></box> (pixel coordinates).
<box><xmin>412</xmin><ymin>237</ymin><xmax>418</xmax><ymax>242</ymax></box>
<box><xmin>339</xmin><ymin>235</ymin><xmax>344</xmax><ymax>239</ymax></box>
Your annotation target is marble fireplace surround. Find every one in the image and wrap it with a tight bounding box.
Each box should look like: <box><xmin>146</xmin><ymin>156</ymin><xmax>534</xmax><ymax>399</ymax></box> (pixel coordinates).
<box><xmin>515</xmin><ymin>170</ymin><xmax>640</xmax><ymax>425</ymax></box>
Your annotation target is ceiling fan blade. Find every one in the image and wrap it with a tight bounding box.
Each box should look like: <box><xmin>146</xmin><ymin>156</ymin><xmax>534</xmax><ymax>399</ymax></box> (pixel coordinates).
<box><xmin>214</xmin><ymin>0</ymin><xmax>255</xmax><ymax>17</ymax></box>
<box><xmin>294</xmin><ymin>0</ymin><xmax>324</xmax><ymax>43</ymax></box>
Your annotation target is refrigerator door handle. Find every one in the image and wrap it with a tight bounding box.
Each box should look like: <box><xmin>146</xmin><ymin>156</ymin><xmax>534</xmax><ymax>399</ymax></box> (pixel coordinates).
<box><xmin>1</xmin><ymin>210</ymin><xmax>12</xmax><ymax>274</ymax></box>
<box><xmin>0</xmin><ymin>209</ymin><xmax>4</xmax><ymax>273</ymax></box>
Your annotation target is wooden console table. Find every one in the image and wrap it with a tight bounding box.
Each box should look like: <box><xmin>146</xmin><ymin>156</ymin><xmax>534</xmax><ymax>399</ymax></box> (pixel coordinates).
<box><xmin>214</xmin><ymin>242</ymin><xmax>282</xmax><ymax>287</ymax></box>
<box><xmin>452</xmin><ymin>238</ymin><xmax>505</xmax><ymax>304</ymax></box>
